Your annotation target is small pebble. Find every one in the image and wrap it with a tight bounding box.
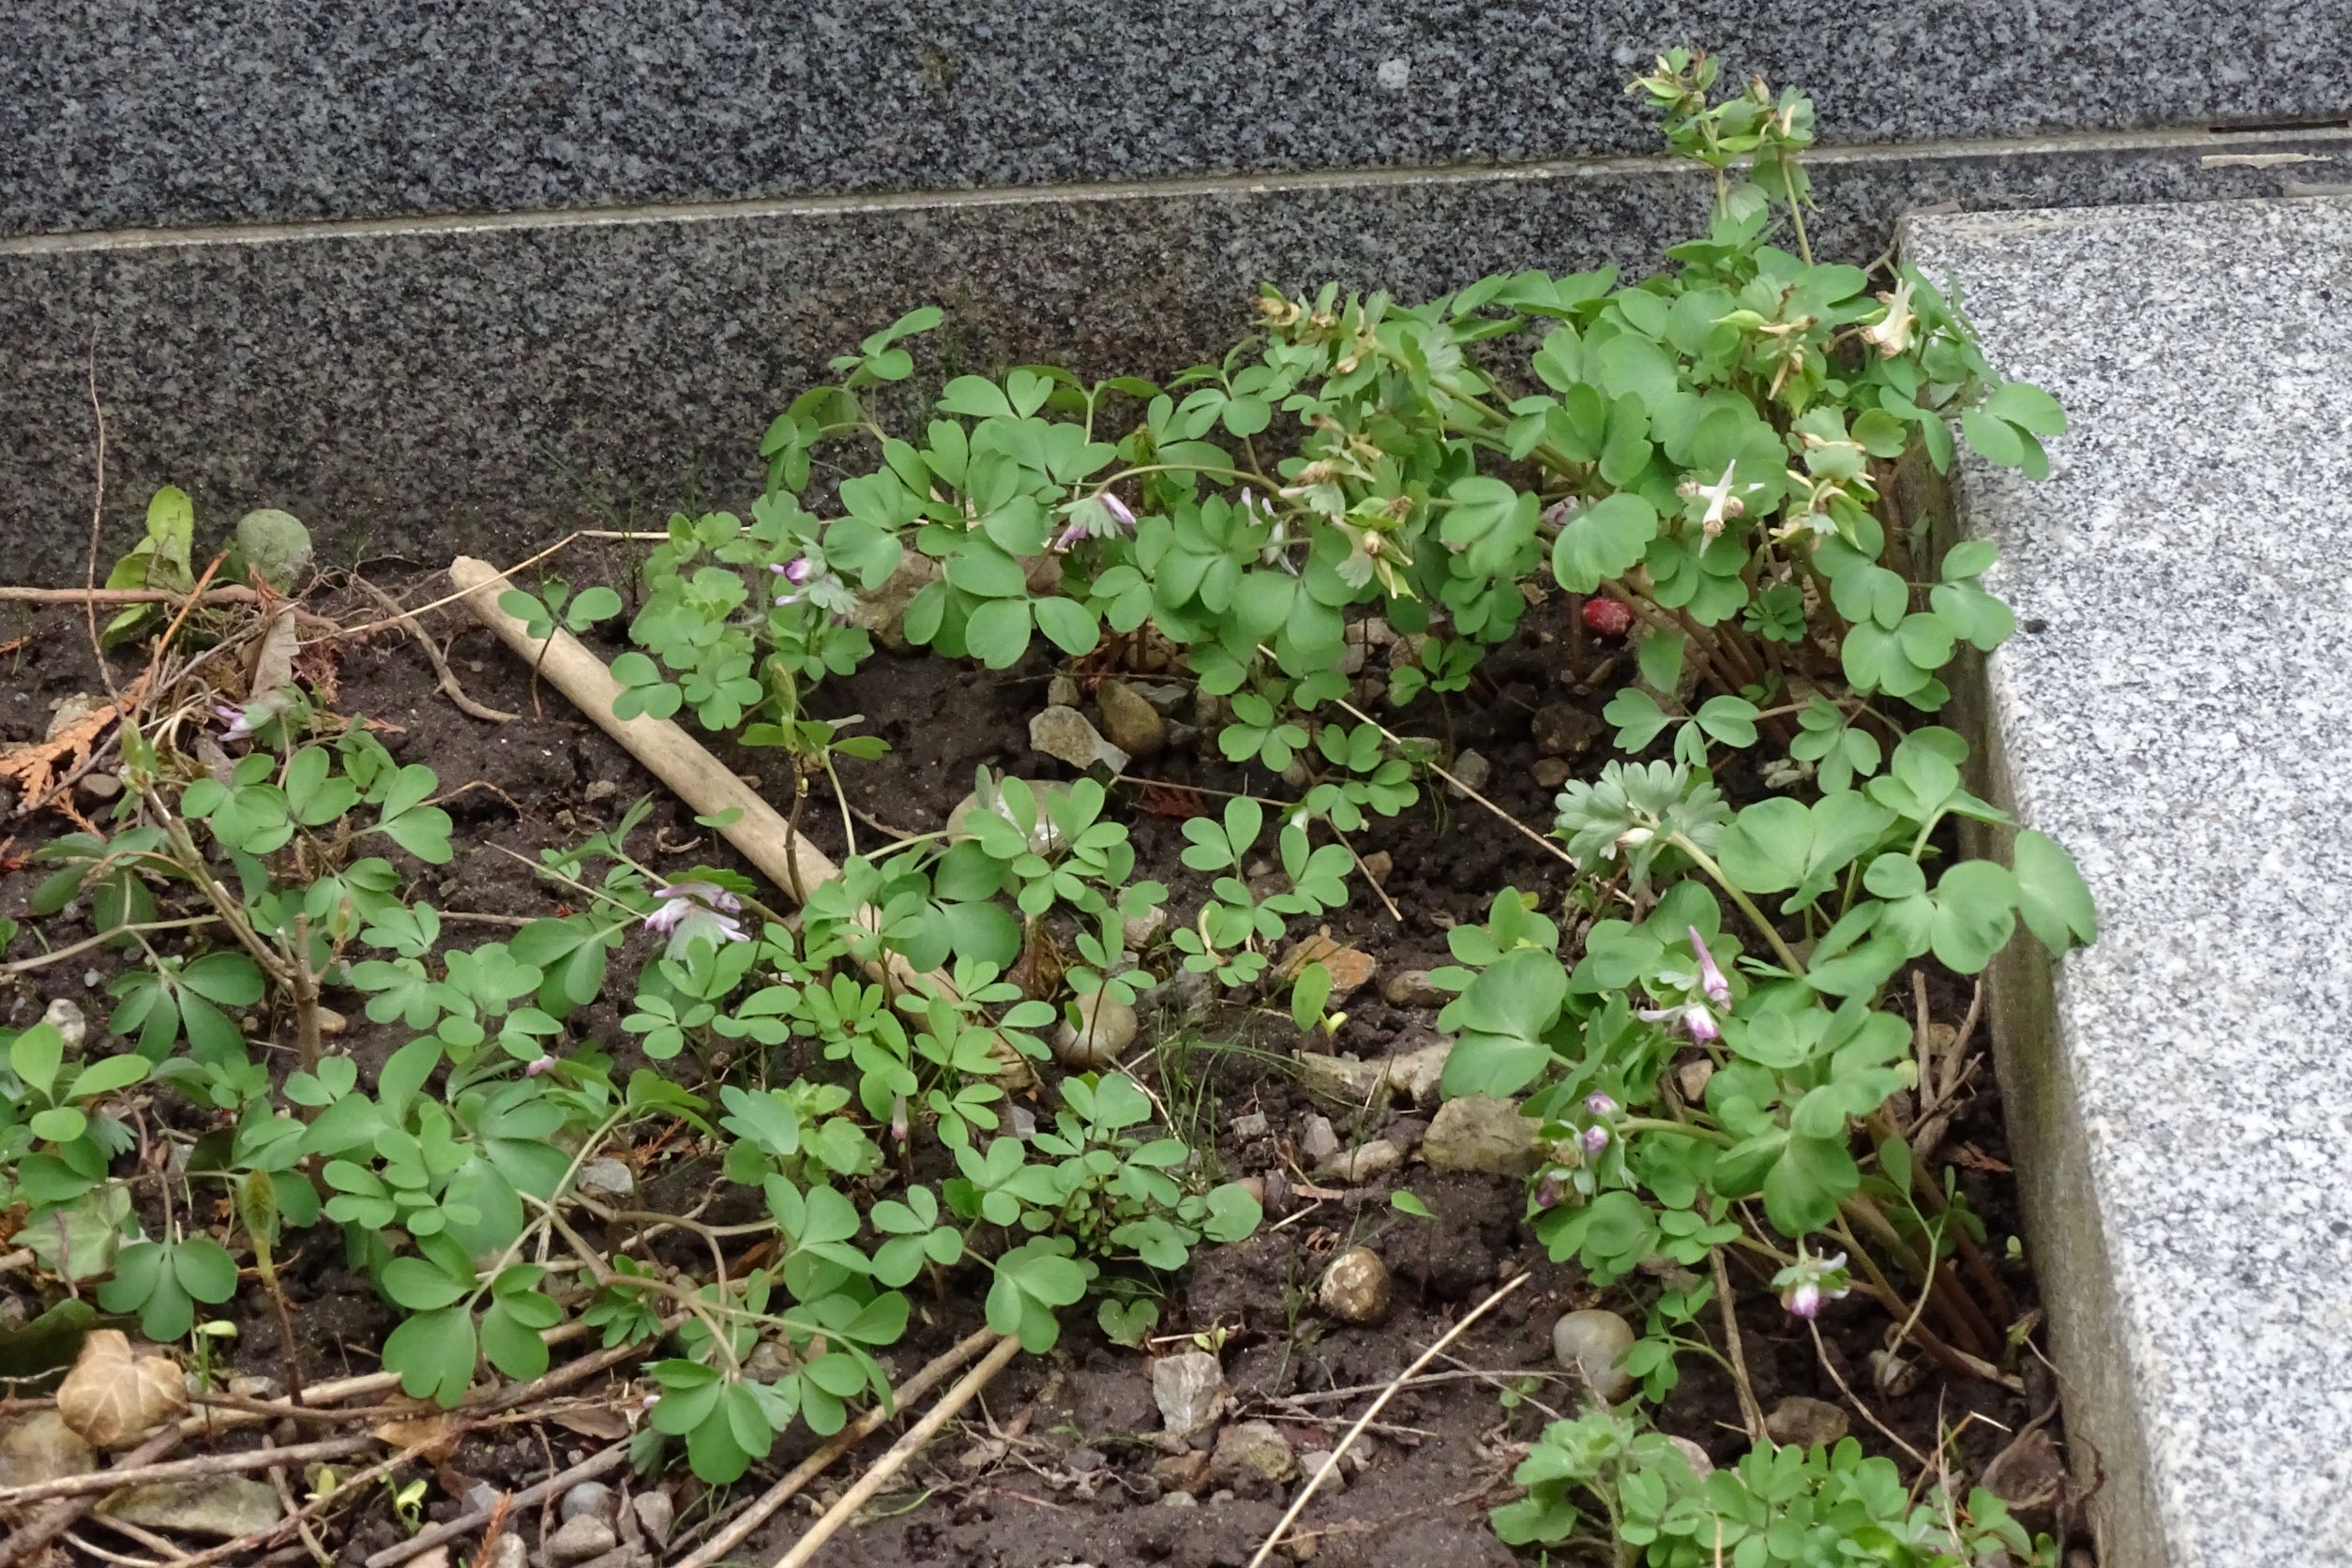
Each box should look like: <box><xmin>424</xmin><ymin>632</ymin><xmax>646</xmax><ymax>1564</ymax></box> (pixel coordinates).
<box><xmin>1230</xmin><ymin>1111</ymin><xmax>1270</xmax><ymax>1140</ymax></box>
<box><xmin>1300</xmin><ymin>1116</ymin><xmax>1341</xmax><ymax>1164</ymax></box>
<box><xmin>40</xmin><ymin>998</ymin><xmax>87</xmax><ymax>1051</ymax></box>
<box><xmin>1380</xmin><ymin>970</ymin><xmax>1444</xmax><ymax>1009</ymax></box>
<box><xmin>575</xmin><ymin>1158</ymin><xmax>634</xmax><ymax>1199</ymax></box>
<box><xmin>481</xmin><ymin>1536</ymin><xmax>527</xmax><ymax>1568</ymax></box>
<box><xmin>1053</xmin><ymin>991</ymin><xmax>1138</xmax><ymax>1069</ymax></box>
<box><xmin>1552</xmin><ymin>1309</ymin><xmax>1636</xmax><ymax>1403</ymax></box>
<box><xmin>1446</xmin><ymin>749</ymin><xmax>1492</xmax><ymax>795</ymax></box>
<box><xmin>1298</xmin><ymin>1449</ymin><xmax>1347</xmax><ymax>1495</ymax></box>
<box><xmin>630</xmin><ymin>1490</ymin><xmax>675</xmax><ymax>1545</ymax></box>
<box><xmin>560</xmin><ymin>1480</ymin><xmax>613</xmax><ymax>1522</ymax></box>
<box><xmin>1764</xmin><ymin>1395</ymin><xmax>1849</xmax><ymax>1449</ymax></box>
<box><xmin>545</xmin><ymin>1513</ymin><xmax>617</xmax><ymax>1566</ymax></box>
<box><xmin>1317</xmin><ymin>1246</ymin><xmax>1391</xmax><ymax>1324</ymax></box>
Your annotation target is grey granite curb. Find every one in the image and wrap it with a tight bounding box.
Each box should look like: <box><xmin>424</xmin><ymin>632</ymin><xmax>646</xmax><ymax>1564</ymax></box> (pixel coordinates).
<box><xmin>4</xmin><ymin>0</ymin><xmax>2345</xmax><ymax>237</ymax></box>
<box><xmin>4</xmin><ymin>128</ymin><xmax>2346</xmax><ymax>585</ymax></box>
<box><xmin>1907</xmin><ymin>197</ymin><xmax>2352</xmax><ymax>1567</ymax></box>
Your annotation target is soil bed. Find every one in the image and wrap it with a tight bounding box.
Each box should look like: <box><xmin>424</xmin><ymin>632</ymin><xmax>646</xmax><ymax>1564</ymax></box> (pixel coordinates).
<box><xmin>0</xmin><ymin>571</ymin><xmax>2052</xmax><ymax>1568</ymax></box>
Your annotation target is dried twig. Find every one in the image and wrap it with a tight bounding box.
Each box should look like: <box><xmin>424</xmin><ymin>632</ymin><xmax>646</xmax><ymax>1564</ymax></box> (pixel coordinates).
<box><xmin>362</xmin><ymin>1440</ymin><xmax>630</xmax><ymax>1568</ymax></box>
<box><xmin>1811</xmin><ymin>1322</ymin><xmax>1931</xmax><ymax>1467</ymax></box>
<box><xmin>769</xmin><ymin>1333</ymin><xmax>1022</xmax><ymax>1568</ymax></box>
<box><xmin>0</xmin><ymin>1434</ymin><xmax>374</xmax><ymax>1510</ymax></box>
<box><xmin>346</xmin><ymin>576</ymin><xmax>517</xmax><ymax>722</ymax></box>
<box><xmin>673</xmin><ymin>1325</ymin><xmax>1002</xmax><ymax>1568</ymax></box>
<box><xmin>1245</xmin><ymin>1271</ymin><xmax>1531</xmax><ymax>1568</ymax></box>
<box><xmin>1711</xmin><ymin>1247</ymin><xmax>1768</xmax><ymax>1444</ymax></box>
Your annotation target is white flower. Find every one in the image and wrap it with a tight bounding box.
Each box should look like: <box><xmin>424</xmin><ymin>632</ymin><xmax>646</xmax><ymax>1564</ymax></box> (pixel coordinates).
<box><xmin>1681</xmin><ymin>462</ymin><xmax>1765</xmax><ymax>539</ymax></box>
<box><xmin>645</xmin><ymin>881</ymin><xmax>748</xmax><ymax>958</ymax></box>
<box><xmin>1862</xmin><ymin>278</ymin><xmax>1917</xmax><ymax>358</ymax></box>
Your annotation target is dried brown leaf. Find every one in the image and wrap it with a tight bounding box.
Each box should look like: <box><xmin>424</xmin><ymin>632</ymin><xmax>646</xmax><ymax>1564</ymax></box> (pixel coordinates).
<box><xmin>57</xmin><ymin>1329</ymin><xmax>187</xmax><ymax>1448</ymax></box>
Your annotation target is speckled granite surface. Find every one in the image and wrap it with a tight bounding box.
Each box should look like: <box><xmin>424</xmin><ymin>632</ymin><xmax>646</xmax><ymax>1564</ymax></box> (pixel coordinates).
<box><xmin>3</xmin><ymin>128</ymin><xmax>2344</xmax><ymax>582</ymax></box>
<box><xmin>1908</xmin><ymin>198</ymin><xmax>2352</xmax><ymax>1567</ymax></box>
<box><xmin>2</xmin><ymin>0</ymin><xmax>2346</xmax><ymax>235</ymax></box>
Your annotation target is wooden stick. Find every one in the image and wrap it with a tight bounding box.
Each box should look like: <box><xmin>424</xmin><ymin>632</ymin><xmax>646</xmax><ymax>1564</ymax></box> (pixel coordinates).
<box><xmin>445</xmin><ymin>555</ymin><xmax>1031</xmax><ymax>1085</ymax></box>
<box><xmin>673</xmin><ymin>1325</ymin><xmax>1001</xmax><ymax>1568</ymax></box>
<box><xmin>1244</xmin><ymin>1272</ymin><xmax>1531</xmax><ymax>1568</ymax></box>
<box><xmin>769</xmin><ymin>1332</ymin><xmax>1022</xmax><ymax>1568</ymax></box>
<box><xmin>362</xmin><ymin>1440</ymin><xmax>629</xmax><ymax>1568</ymax></box>
<box><xmin>0</xmin><ymin>1434</ymin><xmax>373</xmax><ymax>1509</ymax></box>
<box><xmin>0</xmin><ymin>582</ymin><xmax>338</xmax><ymax>630</ymax></box>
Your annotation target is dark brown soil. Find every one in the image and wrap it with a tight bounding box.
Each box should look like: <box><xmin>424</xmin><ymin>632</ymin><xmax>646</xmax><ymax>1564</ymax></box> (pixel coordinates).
<box><xmin>0</xmin><ymin>578</ymin><xmax>2052</xmax><ymax>1566</ymax></box>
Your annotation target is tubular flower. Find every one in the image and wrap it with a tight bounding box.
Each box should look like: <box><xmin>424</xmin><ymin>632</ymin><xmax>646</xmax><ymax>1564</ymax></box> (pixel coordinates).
<box><xmin>1579</xmin><ymin>1124</ymin><xmax>1611</xmax><ymax>1155</ymax></box>
<box><xmin>1862</xmin><ymin>278</ymin><xmax>1917</xmax><ymax>357</ymax></box>
<box><xmin>1688</xmin><ymin>927</ymin><xmax>1733</xmax><ymax>1007</ymax></box>
<box><xmin>1056</xmin><ymin>490</ymin><xmax>1137</xmax><ymax>550</ymax></box>
<box><xmin>1774</xmin><ymin>1248</ymin><xmax>1852</xmax><ymax>1320</ymax></box>
<box><xmin>645</xmin><ymin>881</ymin><xmax>748</xmax><ymax>958</ymax></box>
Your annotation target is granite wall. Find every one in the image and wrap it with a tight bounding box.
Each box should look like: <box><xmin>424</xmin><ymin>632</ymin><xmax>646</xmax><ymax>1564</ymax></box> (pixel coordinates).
<box><xmin>3</xmin><ymin>4</ymin><xmax>2349</xmax><ymax>578</ymax></box>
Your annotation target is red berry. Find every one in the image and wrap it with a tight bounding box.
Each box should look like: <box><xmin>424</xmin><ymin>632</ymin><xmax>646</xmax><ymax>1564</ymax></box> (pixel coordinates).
<box><xmin>1582</xmin><ymin>597</ymin><xmax>1634</xmax><ymax>640</ymax></box>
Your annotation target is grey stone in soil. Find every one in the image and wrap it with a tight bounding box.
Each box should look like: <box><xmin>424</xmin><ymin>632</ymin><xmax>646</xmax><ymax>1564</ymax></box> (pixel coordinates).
<box><xmin>1122</xmin><ymin>903</ymin><xmax>1167</xmax><ymax>949</ymax></box>
<box><xmin>1292</xmin><ymin>1052</ymin><xmax>1391</xmax><ymax>1105</ymax></box>
<box><xmin>1380</xmin><ymin>969</ymin><xmax>1445</xmax><ymax>1008</ymax></box>
<box><xmin>1153</xmin><ymin>1450</ymin><xmax>1212</xmax><ymax>1494</ymax></box>
<box><xmin>575</xmin><ymin>1158</ymin><xmax>634</xmax><ymax>1199</ymax></box>
<box><xmin>1229</xmin><ymin>1110</ymin><xmax>1270</xmax><ymax>1140</ymax></box>
<box><xmin>1384</xmin><ymin>1039</ymin><xmax>1453</xmax><ymax>1106</ymax></box>
<box><xmin>1422</xmin><ymin>1094</ymin><xmax>1541</xmax><ymax>1176</ymax></box>
<box><xmin>1551</xmin><ymin>1309</ymin><xmax>1636</xmax><ymax>1404</ymax></box>
<box><xmin>846</xmin><ymin>553</ymin><xmax>942</xmax><ymax>651</ymax></box>
<box><xmin>482</xmin><ymin>1536</ymin><xmax>528</xmax><ymax>1568</ymax></box>
<box><xmin>1300</xmin><ymin>1115</ymin><xmax>1341</xmax><ymax>1165</ymax></box>
<box><xmin>40</xmin><ymin>997</ymin><xmax>86</xmax><ymax>1050</ymax></box>
<box><xmin>0</xmin><ymin>1411</ymin><xmax>95</xmax><ymax>1489</ymax></box>
<box><xmin>1095</xmin><ymin>678</ymin><xmax>1167</xmax><ymax>760</ymax></box>
<box><xmin>546</xmin><ymin>1513</ymin><xmax>618</xmax><ymax>1566</ymax></box>
<box><xmin>1316</xmin><ymin>1138</ymin><xmax>1403</xmax><ymax>1184</ymax></box>
<box><xmin>560</xmin><ymin>1480</ymin><xmax>614</xmax><ymax>1521</ymax></box>
<box><xmin>1666</xmin><ymin>1436</ymin><xmax>1714</xmax><ymax>1477</ymax></box>
<box><xmin>1046</xmin><ymin>672</ymin><xmax>1081</xmax><ymax>708</ymax></box>
<box><xmin>1444</xmin><ymin>748</ymin><xmax>1492</xmax><ymax>796</ymax></box>
<box><xmin>1128</xmin><ymin>680</ymin><xmax>1190</xmax><ymax>716</ymax></box>
<box><xmin>1211</xmin><ymin>1420</ymin><xmax>1297</xmax><ymax>1487</ymax></box>
<box><xmin>1298</xmin><ymin>1449</ymin><xmax>1347</xmax><ymax>1495</ymax></box>
<box><xmin>1152</xmin><ymin>1350</ymin><xmax>1224</xmax><ymax>1441</ymax></box>
<box><xmin>1907</xmin><ymin>195</ymin><xmax>2352</xmax><ymax>1568</ymax></box>
<box><xmin>1763</xmin><ymin>1395</ymin><xmax>1849</xmax><ymax>1449</ymax></box>
<box><xmin>1029</xmin><ymin>706</ymin><xmax>1128</xmax><ymax>773</ymax></box>
<box><xmin>1317</xmin><ymin>1245</ymin><xmax>1392</xmax><ymax>1324</ymax></box>
<box><xmin>629</xmin><ymin>1490</ymin><xmax>675</xmax><ymax>1545</ymax></box>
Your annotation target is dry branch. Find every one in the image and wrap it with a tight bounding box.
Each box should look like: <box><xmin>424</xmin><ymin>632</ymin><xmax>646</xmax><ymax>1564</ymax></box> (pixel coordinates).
<box><xmin>445</xmin><ymin>554</ymin><xmax>1030</xmax><ymax>1084</ymax></box>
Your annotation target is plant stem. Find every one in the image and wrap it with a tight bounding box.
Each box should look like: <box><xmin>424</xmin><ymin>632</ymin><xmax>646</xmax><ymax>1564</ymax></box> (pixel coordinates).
<box><xmin>1666</xmin><ymin>834</ymin><xmax>1806</xmax><ymax>975</ymax></box>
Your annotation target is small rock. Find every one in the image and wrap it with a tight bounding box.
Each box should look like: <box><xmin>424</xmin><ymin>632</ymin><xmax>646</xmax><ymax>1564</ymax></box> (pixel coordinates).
<box><xmin>1869</xmin><ymin>1349</ymin><xmax>1921</xmax><ymax>1396</ymax></box>
<box><xmin>1532</xmin><ymin>703</ymin><xmax>1602</xmax><ymax>759</ymax></box>
<box><xmin>575</xmin><ymin>1159</ymin><xmax>634</xmax><ymax>1200</ymax></box>
<box><xmin>848</xmin><ymin>551</ymin><xmax>943</xmax><ymax>651</ymax></box>
<box><xmin>1280</xmin><ymin>934</ymin><xmax>1378</xmax><ymax>999</ymax></box>
<box><xmin>1230</xmin><ymin>1111</ymin><xmax>1270</xmax><ymax>1140</ymax></box>
<box><xmin>1300</xmin><ymin>1116</ymin><xmax>1342</xmax><ymax>1164</ymax></box>
<box><xmin>1380</xmin><ymin>970</ymin><xmax>1444</xmax><ymax>1009</ymax></box>
<box><xmin>1423</xmin><ymin>1095</ymin><xmax>1541</xmax><ymax>1176</ymax></box>
<box><xmin>481</xmin><ymin>1537</ymin><xmax>527</xmax><ymax>1568</ymax></box>
<box><xmin>1030</xmin><ymin>707</ymin><xmax>1128</xmax><ymax>773</ymax></box>
<box><xmin>629</xmin><ymin>1491</ymin><xmax>675</xmax><ymax>1545</ymax></box>
<box><xmin>1531</xmin><ymin>757</ymin><xmax>1572</xmax><ymax>789</ymax></box>
<box><xmin>1161</xmin><ymin>1489</ymin><xmax>1199</xmax><ymax>1508</ymax></box>
<box><xmin>99</xmin><ymin>1477</ymin><xmax>281</xmax><ymax>1539</ymax></box>
<box><xmin>225</xmin><ymin>1375</ymin><xmax>281</xmax><ymax>1400</ymax></box>
<box><xmin>40</xmin><ymin>997</ymin><xmax>87</xmax><ymax>1050</ymax></box>
<box><xmin>1551</xmin><ymin>1309</ymin><xmax>1636</xmax><ymax>1403</ymax></box>
<box><xmin>1211</xmin><ymin>1420</ymin><xmax>1297</xmax><ymax>1487</ymax></box>
<box><xmin>546</xmin><ymin>1514</ymin><xmax>618</xmax><ymax>1566</ymax></box>
<box><xmin>743</xmin><ymin>1339</ymin><xmax>792</xmax><ymax>1381</ymax></box>
<box><xmin>1054</xmin><ymin>991</ymin><xmax>1138</xmax><ymax>1069</ymax></box>
<box><xmin>560</xmin><ymin>1480</ymin><xmax>614</xmax><ymax>1522</ymax></box>
<box><xmin>1676</xmin><ymin>1058</ymin><xmax>1715</xmax><ymax>1103</ymax></box>
<box><xmin>1384</xmin><ymin>1040</ymin><xmax>1453</xmax><ymax>1105</ymax></box>
<box><xmin>0</xmin><ymin>1411</ymin><xmax>96</xmax><ymax>1490</ymax></box>
<box><xmin>1153</xmin><ymin>1450</ymin><xmax>1213</xmax><ymax>1494</ymax></box>
<box><xmin>1128</xmin><ymin>680</ymin><xmax>1191</xmax><ymax>716</ymax></box>
<box><xmin>1095</xmin><ymin>679</ymin><xmax>1168</xmax><ymax>760</ymax></box>
<box><xmin>583</xmin><ymin>778</ymin><xmax>619</xmax><ymax>804</ymax></box>
<box><xmin>1445</xmin><ymin>749</ymin><xmax>1492</xmax><ymax>796</ymax></box>
<box><xmin>1316</xmin><ymin>1138</ymin><xmax>1403</xmax><ymax>1184</ymax></box>
<box><xmin>1764</xmin><ymin>1395</ymin><xmax>1849</xmax><ymax>1449</ymax></box>
<box><xmin>77</xmin><ymin>771</ymin><xmax>122</xmax><ymax>801</ymax></box>
<box><xmin>1317</xmin><ymin>1247</ymin><xmax>1391</xmax><ymax>1324</ymax></box>
<box><xmin>1358</xmin><ymin>850</ymin><xmax>1393</xmax><ymax>883</ymax></box>
<box><xmin>1047</xmin><ymin>673</ymin><xmax>1081</xmax><ymax>708</ymax></box>
<box><xmin>1189</xmin><ymin>688</ymin><xmax>1227</xmax><ymax>729</ymax></box>
<box><xmin>1153</xmin><ymin>1350</ymin><xmax>1225</xmax><ymax>1440</ymax></box>
<box><xmin>1298</xmin><ymin>1449</ymin><xmax>1348</xmax><ymax>1495</ymax></box>
<box><xmin>1665</xmin><ymin>1436</ymin><xmax>1714</xmax><ymax>1477</ymax></box>
<box><xmin>1293</xmin><ymin>1053</ymin><xmax>1391</xmax><ymax>1105</ymax></box>
<box><xmin>1122</xmin><ymin>904</ymin><xmax>1168</xmax><ymax>949</ymax></box>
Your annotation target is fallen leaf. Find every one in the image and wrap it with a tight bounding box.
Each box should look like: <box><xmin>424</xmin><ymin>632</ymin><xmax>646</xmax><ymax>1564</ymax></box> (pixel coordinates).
<box><xmin>373</xmin><ymin>1411</ymin><xmax>461</xmax><ymax>1462</ymax></box>
<box><xmin>544</xmin><ymin>1404</ymin><xmax>631</xmax><ymax>1441</ymax></box>
<box><xmin>0</xmin><ymin>677</ymin><xmax>147</xmax><ymax>821</ymax></box>
<box><xmin>248</xmin><ymin>608</ymin><xmax>299</xmax><ymax>700</ymax></box>
<box><xmin>57</xmin><ymin>1329</ymin><xmax>187</xmax><ymax>1448</ymax></box>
